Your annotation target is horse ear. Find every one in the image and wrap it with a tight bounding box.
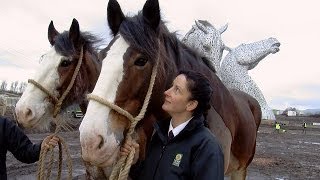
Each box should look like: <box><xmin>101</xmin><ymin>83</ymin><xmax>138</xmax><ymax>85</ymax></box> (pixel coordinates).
<box><xmin>142</xmin><ymin>0</ymin><xmax>160</xmax><ymax>31</ymax></box>
<box><xmin>69</xmin><ymin>18</ymin><xmax>81</xmax><ymax>48</ymax></box>
<box><xmin>107</xmin><ymin>0</ymin><xmax>125</xmax><ymax>36</ymax></box>
<box><xmin>48</xmin><ymin>21</ymin><xmax>59</xmax><ymax>45</ymax></box>
<box><xmin>195</xmin><ymin>20</ymin><xmax>208</xmax><ymax>34</ymax></box>
<box><xmin>219</xmin><ymin>23</ymin><xmax>228</xmax><ymax>34</ymax></box>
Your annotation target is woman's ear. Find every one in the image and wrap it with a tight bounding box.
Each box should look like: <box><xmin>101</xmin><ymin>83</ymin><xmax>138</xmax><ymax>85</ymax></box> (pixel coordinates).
<box><xmin>186</xmin><ymin>100</ymin><xmax>198</xmax><ymax>112</ymax></box>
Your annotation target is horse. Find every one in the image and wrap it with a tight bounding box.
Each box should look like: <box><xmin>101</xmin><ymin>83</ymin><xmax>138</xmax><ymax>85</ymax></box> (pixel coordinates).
<box><xmin>182</xmin><ymin>20</ymin><xmax>228</xmax><ymax>72</ymax></box>
<box><xmin>79</xmin><ymin>0</ymin><xmax>261</xmax><ymax>179</ymax></box>
<box><xmin>220</xmin><ymin>38</ymin><xmax>280</xmax><ymax>120</ymax></box>
<box><xmin>15</xmin><ymin>19</ymin><xmax>101</xmax><ymax>130</ymax></box>
<box><xmin>183</xmin><ymin>21</ymin><xmax>280</xmax><ymax>120</ymax></box>
<box><xmin>14</xmin><ymin>18</ymin><xmax>105</xmax><ymax>179</ymax></box>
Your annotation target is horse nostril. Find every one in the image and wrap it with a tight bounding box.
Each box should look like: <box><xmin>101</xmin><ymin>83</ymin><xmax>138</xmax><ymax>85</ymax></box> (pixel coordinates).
<box><xmin>26</xmin><ymin>108</ymin><xmax>32</xmax><ymax>117</ymax></box>
<box><xmin>98</xmin><ymin>135</ymin><xmax>104</xmax><ymax>149</ymax></box>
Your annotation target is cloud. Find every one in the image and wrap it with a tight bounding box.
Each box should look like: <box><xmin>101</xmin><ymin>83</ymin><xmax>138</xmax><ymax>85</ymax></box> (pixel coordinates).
<box><xmin>1</xmin><ymin>0</ymin><xmax>320</xmax><ymax>109</ymax></box>
<box><xmin>0</xmin><ymin>65</ymin><xmax>34</xmax><ymax>83</ymax></box>
<box><xmin>270</xmin><ymin>96</ymin><xmax>320</xmax><ymax>110</ymax></box>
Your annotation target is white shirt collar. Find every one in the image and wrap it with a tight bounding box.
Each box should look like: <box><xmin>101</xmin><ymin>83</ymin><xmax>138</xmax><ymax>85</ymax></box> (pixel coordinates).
<box><xmin>168</xmin><ymin>117</ymin><xmax>193</xmax><ymax>137</ymax></box>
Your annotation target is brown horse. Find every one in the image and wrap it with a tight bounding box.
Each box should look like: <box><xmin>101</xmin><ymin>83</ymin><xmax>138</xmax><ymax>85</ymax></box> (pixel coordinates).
<box><xmin>14</xmin><ymin>19</ymin><xmax>105</xmax><ymax>179</ymax></box>
<box><xmin>79</xmin><ymin>0</ymin><xmax>261</xmax><ymax>179</ymax></box>
<box><xmin>15</xmin><ymin>19</ymin><xmax>101</xmax><ymax>130</ymax></box>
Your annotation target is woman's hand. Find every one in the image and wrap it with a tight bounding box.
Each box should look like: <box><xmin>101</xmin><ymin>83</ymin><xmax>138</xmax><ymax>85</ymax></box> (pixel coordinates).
<box><xmin>120</xmin><ymin>137</ymin><xmax>140</xmax><ymax>164</ymax></box>
<box><xmin>41</xmin><ymin>135</ymin><xmax>60</xmax><ymax>150</ymax></box>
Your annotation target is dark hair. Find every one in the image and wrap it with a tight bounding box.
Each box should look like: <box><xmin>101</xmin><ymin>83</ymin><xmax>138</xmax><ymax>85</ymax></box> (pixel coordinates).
<box><xmin>178</xmin><ymin>70</ymin><xmax>213</xmax><ymax>117</ymax></box>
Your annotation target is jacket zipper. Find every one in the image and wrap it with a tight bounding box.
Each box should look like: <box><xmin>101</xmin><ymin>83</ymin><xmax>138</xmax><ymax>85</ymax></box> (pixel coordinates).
<box><xmin>153</xmin><ymin>144</ymin><xmax>167</xmax><ymax>179</ymax></box>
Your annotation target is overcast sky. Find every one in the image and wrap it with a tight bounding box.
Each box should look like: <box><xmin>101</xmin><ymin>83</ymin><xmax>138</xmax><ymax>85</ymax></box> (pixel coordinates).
<box><xmin>1</xmin><ymin>0</ymin><xmax>320</xmax><ymax>110</ymax></box>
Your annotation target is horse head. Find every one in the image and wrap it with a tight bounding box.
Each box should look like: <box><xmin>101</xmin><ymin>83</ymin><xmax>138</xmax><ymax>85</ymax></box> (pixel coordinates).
<box><xmin>80</xmin><ymin>1</ymin><xmax>261</xmax><ymax>179</ymax></box>
<box><xmin>234</xmin><ymin>37</ymin><xmax>280</xmax><ymax>70</ymax></box>
<box><xmin>182</xmin><ymin>20</ymin><xmax>228</xmax><ymax>70</ymax></box>
<box><xmin>15</xmin><ymin>19</ymin><xmax>101</xmax><ymax>130</ymax></box>
<box><xmin>79</xmin><ymin>0</ymin><xmax>167</xmax><ymax>169</ymax></box>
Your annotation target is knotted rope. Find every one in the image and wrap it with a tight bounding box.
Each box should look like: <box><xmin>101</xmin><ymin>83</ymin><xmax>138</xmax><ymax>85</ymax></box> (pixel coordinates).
<box><xmin>37</xmin><ymin>118</ymin><xmax>73</xmax><ymax>180</ymax></box>
<box><xmin>28</xmin><ymin>47</ymin><xmax>84</xmax><ymax>180</ymax></box>
<box><xmin>87</xmin><ymin>52</ymin><xmax>159</xmax><ymax>180</ymax></box>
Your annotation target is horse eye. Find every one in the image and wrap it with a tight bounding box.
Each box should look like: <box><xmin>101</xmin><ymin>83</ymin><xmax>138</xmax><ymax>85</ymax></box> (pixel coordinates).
<box><xmin>60</xmin><ymin>59</ymin><xmax>72</xmax><ymax>67</ymax></box>
<box><xmin>203</xmin><ymin>45</ymin><xmax>211</xmax><ymax>51</ymax></box>
<box><xmin>134</xmin><ymin>58</ymin><xmax>148</xmax><ymax>66</ymax></box>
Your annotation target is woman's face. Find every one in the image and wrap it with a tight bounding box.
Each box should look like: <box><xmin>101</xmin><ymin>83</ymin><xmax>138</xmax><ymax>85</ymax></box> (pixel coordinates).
<box><xmin>162</xmin><ymin>74</ymin><xmax>194</xmax><ymax>115</ymax></box>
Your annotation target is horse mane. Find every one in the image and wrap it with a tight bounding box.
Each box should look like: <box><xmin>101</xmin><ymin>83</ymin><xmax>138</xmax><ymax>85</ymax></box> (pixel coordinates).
<box><xmin>54</xmin><ymin>31</ymin><xmax>101</xmax><ymax>60</ymax></box>
<box><xmin>118</xmin><ymin>12</ymin><xmax>216</xmax><ymax>73</ymax></box>
<box><xmin>119</xmin><ymin>13</ymin><xmax>159</xmax><ymax>63</ymax></box>
<box><xmin>53</xmin><ymin>31</ymin><xmax>102</xmax><ymax>108</ymax></box>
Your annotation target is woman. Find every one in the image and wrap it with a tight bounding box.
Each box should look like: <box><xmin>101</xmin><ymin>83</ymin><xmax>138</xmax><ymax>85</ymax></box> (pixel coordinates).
<box><xmin>0</xmin><ymin>116</ymin><xmax>59</xmax><ymax>179</ymax></box>
<box><xmin>121</xmin><ymin>70</ymin><xmax>224</xmax><ymax>180</ymax></box>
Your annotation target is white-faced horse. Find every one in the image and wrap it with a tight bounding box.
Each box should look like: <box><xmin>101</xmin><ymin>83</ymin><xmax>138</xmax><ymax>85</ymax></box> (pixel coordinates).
<box><xmin>79</xmin><ymin>0</ymin><xmax>261</xmax><ymax>179</ymax></box>
<box><xmin>15</xmin><ymin>19</ymin><xmax>101</xmax><ymax>130</ymax></box>
<box><xmin>14</xmin><ymin>19</ymin><xmax>108</xmax><ymax>178</ymax></box>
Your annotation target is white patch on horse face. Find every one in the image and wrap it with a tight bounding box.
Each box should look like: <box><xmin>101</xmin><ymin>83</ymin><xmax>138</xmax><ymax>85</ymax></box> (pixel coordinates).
<box><xmin>15</xmin><ymin>48</ymin><xmax>62</xmax><ymax>128</ymax></box>
<box><xmin>79</xmin><ymin>36</ymin><xmax>129</xmax><ymax>164</ymax></box>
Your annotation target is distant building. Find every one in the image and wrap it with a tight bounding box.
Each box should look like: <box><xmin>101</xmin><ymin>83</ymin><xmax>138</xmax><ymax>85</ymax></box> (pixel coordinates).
<box><xmin>297</xmin><ymin>111</ymin><xmax>304</xmax><ymax>116</ymax></box>
<box><xmin>287</xmin><ymin>110</ymin><xmax>297</xmax><ymax>116</ymax></box>
<box><xmin>273</xmin><ymin>110</ymin><xmax>283</xmax><ymax>115</ymax></box>
<box><xmin>272</xmin><ymin>109</ymin><xmax>283</xmax><ymax>115</ymax></box>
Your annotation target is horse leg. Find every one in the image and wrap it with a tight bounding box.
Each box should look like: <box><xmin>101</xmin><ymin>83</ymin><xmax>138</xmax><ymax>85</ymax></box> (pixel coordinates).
<box><xmin>220</xmin><ymin>135</ymin><xmax>233</xmax><ymax>174</ymax></box>
<box><xmin>230</xmin><ymin>168</ymin><xmax>247</xmax><ymax>180</ymax></box>
<box><xmin>207</xmin><ymin>109</ymin><xmax>232</xmax><ymax>173</ymax></box>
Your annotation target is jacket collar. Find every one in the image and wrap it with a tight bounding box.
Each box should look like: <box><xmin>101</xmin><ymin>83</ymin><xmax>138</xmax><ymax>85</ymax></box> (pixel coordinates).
<box><xmin>154</xmin><ymin>115</ymin><xmax>205</xmax><ymax>143</ymax></box>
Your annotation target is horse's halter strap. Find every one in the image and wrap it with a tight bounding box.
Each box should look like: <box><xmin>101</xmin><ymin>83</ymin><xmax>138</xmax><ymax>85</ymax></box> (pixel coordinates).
<box><xmin>86</xmin><ymin>43</ymin><xmax>160</xmax><ymax>179</ymax></box>
<box><xmin>87</xmin><ymin>58</ymin><xmax>158</xmax><ymax>180</ymax></box>
<box><xmin>28</xmin><ymin>46</ymin><xmax>84</xmax><ymax>118</ymax></box>
<box><xmin>87</xmin><ymin>55</ymin><xmax>159</xmax><ymax>130</ymax></box>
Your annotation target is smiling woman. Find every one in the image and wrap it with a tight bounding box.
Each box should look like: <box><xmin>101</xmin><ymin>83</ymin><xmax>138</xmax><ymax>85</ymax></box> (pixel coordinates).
<box><xmin>129</xmin><ymin>70</ymin><xmax>225</xmax><ymax>179</ymax></box>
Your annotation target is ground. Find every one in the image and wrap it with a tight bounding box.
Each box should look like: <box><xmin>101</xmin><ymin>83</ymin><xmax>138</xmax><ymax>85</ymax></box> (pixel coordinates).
<box><xmin>6</xmin><ymin>115</ymin><xmax>320</xmax><ymax>180</ymax></box>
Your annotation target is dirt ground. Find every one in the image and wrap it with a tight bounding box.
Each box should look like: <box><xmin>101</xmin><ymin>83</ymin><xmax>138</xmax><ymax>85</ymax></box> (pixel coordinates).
<box><xmin>6</xmin><ymin>115</ymin><xmax>320</xmax><ymax>180</ymax></box>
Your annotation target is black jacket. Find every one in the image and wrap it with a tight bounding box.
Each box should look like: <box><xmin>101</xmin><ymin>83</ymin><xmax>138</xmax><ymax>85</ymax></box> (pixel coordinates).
<box><xmin>135</xmin><ymin>115</ymin><xmax>224</xmax><ymax>180</ymax></box>
<box><xmin>0</xmin><ymin>117</ymin><xmax>41</xmax><ymax>180</ymax></box>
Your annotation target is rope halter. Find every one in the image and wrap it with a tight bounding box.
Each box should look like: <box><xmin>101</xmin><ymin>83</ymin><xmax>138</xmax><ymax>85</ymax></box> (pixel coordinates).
<box><xmin>86</xmin><ymin>45</ymin><xmax>160</xmax><ymax>180</ymax></box>
<box><xmin>31</xmin><ymin>46</ymin><xmax>84</xmax><ymax>180</ymax></box>
<box><xmin>28</xmin><ymin>46</ymin><xmax>84</xmax><ymax>118</ymax></box>
<box><xmin>87</xmin><ymin>58</ymin><xmax>159</xmax><ymax>136</ymax></box>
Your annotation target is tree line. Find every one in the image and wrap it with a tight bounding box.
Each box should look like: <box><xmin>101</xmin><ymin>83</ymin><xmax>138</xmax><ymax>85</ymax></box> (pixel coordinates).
<box><xmin>0</xmin><ymin>80</ymin><xmax>27</xmax><ymax>94</ymax></box>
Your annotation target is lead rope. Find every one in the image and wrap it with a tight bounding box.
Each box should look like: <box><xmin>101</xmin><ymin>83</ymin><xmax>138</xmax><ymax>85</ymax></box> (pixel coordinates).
<box><xmin>87</xmin><ymin>47</ymin><xmax>160</xmax><ymax>180</ymax></box>
<box><xmin>37</xmin><ymin>119</ymin><xmax>73</xmax><ymax>180</ymax></box>
<box><xmin>29</xmin><ymin>47</ymin><xmax>84</xmax><ymax>180</ymax></box>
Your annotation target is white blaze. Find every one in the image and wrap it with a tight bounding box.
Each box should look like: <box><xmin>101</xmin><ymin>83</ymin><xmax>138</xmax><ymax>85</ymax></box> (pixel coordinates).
<box><xmin>16</xmin><ymin>48</ymin><xmax>62</xmax><ymax>127</ymax></box>
<box><xmin>80</xmin><ymin>36</ymin><xmax>129</xmax><ymax>149</ymax></box>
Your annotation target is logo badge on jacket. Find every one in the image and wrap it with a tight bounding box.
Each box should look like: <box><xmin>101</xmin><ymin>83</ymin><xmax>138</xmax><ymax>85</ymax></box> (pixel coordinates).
<box><xmin>172</xmin><ymin>153</ymin><xmax>183</xmax><ymax>167</ymax></box>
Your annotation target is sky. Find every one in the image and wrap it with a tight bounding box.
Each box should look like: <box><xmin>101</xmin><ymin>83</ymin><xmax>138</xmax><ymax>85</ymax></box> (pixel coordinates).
<box><xmin>0</xmin><ymin>0</ymin><xmax>320</xmax><ymax>110</ymax></box>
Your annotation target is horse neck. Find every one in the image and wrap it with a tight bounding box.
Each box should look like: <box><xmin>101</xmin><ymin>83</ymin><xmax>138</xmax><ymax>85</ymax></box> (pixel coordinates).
<box><xmin>208</xmin><ymin>45</ymin><xmax>223</xmax><ymax>70</ymax></box>
<box><xmin>83</xmin><ymin>50</ymin><xmax>101</xmax><ymax>91</ymax></box>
